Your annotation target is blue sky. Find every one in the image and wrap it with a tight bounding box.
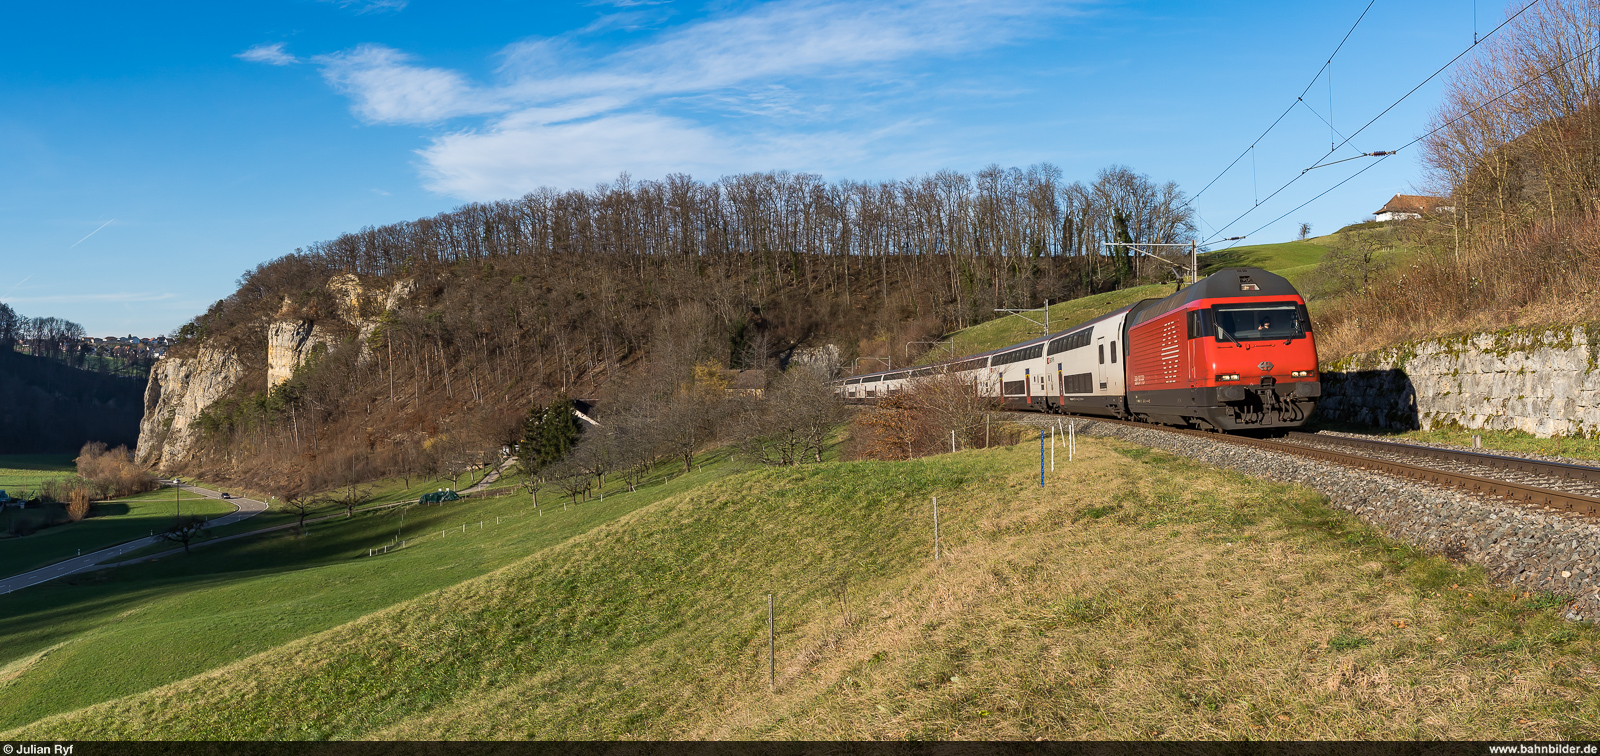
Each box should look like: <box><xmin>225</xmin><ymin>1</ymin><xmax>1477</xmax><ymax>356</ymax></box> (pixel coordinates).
<box><xmin>1</xmin><ymin>0</ymin><xmax>1495</xmax><ymax>336</ymax></box>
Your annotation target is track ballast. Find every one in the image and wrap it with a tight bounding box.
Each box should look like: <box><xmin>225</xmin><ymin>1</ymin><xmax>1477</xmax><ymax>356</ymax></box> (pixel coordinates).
<box><xmin>1013</xmin><ymin>413</ymin><xmax>1600</xmax><ymax>520</ymax></box>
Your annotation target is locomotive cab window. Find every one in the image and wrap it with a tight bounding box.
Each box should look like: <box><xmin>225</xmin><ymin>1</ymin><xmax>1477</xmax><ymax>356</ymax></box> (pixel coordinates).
<box><xmin>1212</xmin><ymin>302</ymin><xmax>1306</xmax><ymax>342</ymax></box>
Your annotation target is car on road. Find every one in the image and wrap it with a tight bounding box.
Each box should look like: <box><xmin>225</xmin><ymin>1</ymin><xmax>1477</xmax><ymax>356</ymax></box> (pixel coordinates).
<box><xmin>221</xmin><ymin>493</ymin><xmax>232</xmax><ymax>499</ymax></box>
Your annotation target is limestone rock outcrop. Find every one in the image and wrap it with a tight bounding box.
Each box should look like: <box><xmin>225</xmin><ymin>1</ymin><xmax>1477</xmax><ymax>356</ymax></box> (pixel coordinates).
<box><xmin>267</xmin><ymin>319</ymin><xmax>329</xmax><ymax>388</ymax></box>
<box><xmin>790</xmin><ymin>344</ymin><xmax>841</xmax><ymax>379</ymax></box>
<box><xmin>266</xmin><ymin>278</ymin><xmax>413</xmax><ymax>388</ymax></box>
<box><xmin>135</xmin><ymin>274</ymin><xmax>418</xmax><ymax>470</ymax></box>
<box><xmin>134</xmin><ymin>347</ymin><xmax>245</xmax><ymax>469</ymax></box>
<box><xmin>1320</xmin><ymin>326</ymin><xmax>1600</xmax><ymax>437</ymax></box>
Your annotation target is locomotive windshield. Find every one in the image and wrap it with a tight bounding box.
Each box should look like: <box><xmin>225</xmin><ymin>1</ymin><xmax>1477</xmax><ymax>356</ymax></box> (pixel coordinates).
<box><xmin>1212</xmin><ymin>303</ymin><xmax>1305</xmax><ymax>342</ymax></box>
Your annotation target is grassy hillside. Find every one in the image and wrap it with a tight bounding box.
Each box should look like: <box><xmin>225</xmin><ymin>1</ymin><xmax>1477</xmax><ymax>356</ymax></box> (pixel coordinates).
<box><xmin>8</xmin><ymin>434</ymin><xmax>1600</xmax><ymax>740</ymax></box>
<box><xmin>0</xmin><ymin>449</ymin><xmax>739</xmax><ymax>732</ymax></box>
<box><xmin>1199</xmin><ymin>239</ymin><xmax>1329</xmax><ymax>289</ymax></box>
<box><xmin>915</xmin><ymin>238</ymin><xmax>1333</xmax><ymax>365</ymax></box>
<box><xmin>921</xmin><ymin>284</ymin><xmax>1173</xmax><ymax>363</ymax></box>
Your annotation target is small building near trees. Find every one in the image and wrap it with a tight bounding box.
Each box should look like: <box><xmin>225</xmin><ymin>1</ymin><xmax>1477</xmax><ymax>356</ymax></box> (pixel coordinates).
<box><xmin>1374</xmin><ymin>194</ymin><xmax>1453</xmax><ymax>222</ymax></box>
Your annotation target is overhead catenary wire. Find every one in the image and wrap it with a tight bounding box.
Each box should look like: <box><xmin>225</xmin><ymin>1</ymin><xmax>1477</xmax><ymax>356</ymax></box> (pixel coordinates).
<box><xmin>1296</xmin><ymin>98</ymin><xmax>1360</xmax><ymax>152</ymax></box>
<box><xmin>1227</xmin><ymin>155</ymin><xmax>1393</xmax><ymax>248</ymax></box>
<box><xmin>1183</xmin><ymin>0</ymin><xmax>1380</xmax><ymax>209</ymax></box>
<box><xmin>1251</xmin><ymin>146</ymin><xmax>1258</xmax><ymax>206</ymax></box>
<box><xmin>1328</xmin><ymin>57</ymin><xmax>1336</xmax><ymax>151</ymax></box>
<box><xmin>1201</xmin><ymin>0</ymin><xmax>1544</xmax><ymax>244</ymax></box>
<box><xmin>1219</xmin><ymin>31</ymin><xmax>1600</xmax><ymax>251</ymax></box>
<box><xmin>1390</xmin><ymin>35</ymin><xmax>1600</xmax><ymax>156</ymax></box>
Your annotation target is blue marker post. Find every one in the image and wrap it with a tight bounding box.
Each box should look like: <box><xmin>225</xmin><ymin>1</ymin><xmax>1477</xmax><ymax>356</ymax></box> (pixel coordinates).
<box><xmin>1039</xmin><ymin>430</ymin><xmax>1046</xmax><ymax>487</ymax></box>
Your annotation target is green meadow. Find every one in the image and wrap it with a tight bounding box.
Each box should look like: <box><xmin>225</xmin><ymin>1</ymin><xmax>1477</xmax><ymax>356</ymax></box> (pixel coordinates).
<box><xmin>5</xmin><ymin>433</ymin><xmax>1600</xmax><ymax>740</ymax></box>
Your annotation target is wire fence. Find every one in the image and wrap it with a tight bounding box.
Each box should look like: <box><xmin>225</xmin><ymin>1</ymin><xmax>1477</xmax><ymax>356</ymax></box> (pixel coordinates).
<box><xmin>363</xmin><ymin>509</ymin><xmax>536</xmax><ymax>559</ymax></box>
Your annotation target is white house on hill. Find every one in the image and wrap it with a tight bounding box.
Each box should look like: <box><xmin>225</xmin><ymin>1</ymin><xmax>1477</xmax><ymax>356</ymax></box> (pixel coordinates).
<box><xmin>1374</xmin><ymin>194</ymin><xmax>1452</xmax><ymax>222</ymax></box>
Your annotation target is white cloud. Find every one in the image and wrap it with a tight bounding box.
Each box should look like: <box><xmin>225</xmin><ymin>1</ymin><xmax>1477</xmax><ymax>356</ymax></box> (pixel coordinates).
<box><xmin>237</xmin><ymin>42</ymin><xmax>298</xmax><ymax>66</ymax></box>
<box><xmin>494</xmin><ymin>0</ymin><xmax>1054</xmax><ymax>103</ymax></box>
<box><xmin>315</xmin><ymin>45</ymin><xmax>500</xmax><ymax>124</ymax></box>
<box><xmin>417</xmin><ymin>112</ymin><xmax>892</xmax><ymax>200</ymax></box>
<box><xmin>320</xmin><ymin>0</ymin><xmax>409</xmax><ymax>13</ymax></box>
<box><xmin>418</xmin><ymin>113</ymin><xmax>723</xmax><ymax>198</ymax></box>
<box><xmin>315</xmin><ymin>0</ymin><xmax>1080</xmax><ymax>197</ymax></box>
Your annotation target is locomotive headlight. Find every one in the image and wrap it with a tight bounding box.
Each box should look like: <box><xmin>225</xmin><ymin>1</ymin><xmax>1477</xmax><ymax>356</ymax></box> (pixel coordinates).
<box><xmin>1290</xmin><ymin>370</ymin><xmax>1312</xmax><ymax>378</ymax></box>
<box><xmin>1216</xmin><ymin>373</ymin><xmax>1241</xmax><ymax>382</ymax></box>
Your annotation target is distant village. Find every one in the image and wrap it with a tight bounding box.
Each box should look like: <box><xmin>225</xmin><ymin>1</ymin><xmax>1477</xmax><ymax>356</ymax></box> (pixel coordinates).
<box><xmin>77</xmin><ymin>334</ymin><xmax>172</xmax><ymax>361</ymax></box>
<box><xmin>10</xmin><ymin>334</ymin><xmax>171</xmax><ymax>361</ymax></box>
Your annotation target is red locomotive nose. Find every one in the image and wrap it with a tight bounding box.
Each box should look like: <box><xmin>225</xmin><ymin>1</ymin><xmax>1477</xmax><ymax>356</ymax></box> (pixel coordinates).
<box><xmin>1126</xmin><ymin>268</ymin><xmax>1320</xmax><ymax>431</ymax></box>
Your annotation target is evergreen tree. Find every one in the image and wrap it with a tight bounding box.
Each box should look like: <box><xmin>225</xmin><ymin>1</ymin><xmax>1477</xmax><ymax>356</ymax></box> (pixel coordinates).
<box><xmin>519</xmin><ymin>396</ymin><xmax>583</xmax><ymax>473</ymax></box>
<box><xmin>1112</xmin><ymin>209</ymin><xmax>1134</xmax><ymax>287</ymax></box>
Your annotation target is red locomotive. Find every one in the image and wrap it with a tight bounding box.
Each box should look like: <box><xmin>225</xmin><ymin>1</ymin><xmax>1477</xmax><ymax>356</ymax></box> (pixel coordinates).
<box><xmin>1122</xmin><ymin>267</ymin><xmax>1319</xmax><ymax>431</ymax></box>
<box><xmin>835</xmin><ymin>266</ymin><xmax>1321</xmax><ymax>432</ymax></box>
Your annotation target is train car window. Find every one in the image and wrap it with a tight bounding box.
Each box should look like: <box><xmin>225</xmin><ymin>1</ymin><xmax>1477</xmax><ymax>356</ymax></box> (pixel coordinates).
<box><xmin>1110</xmin><ymin>341</ymin><xmax>1117</xmax><ymax>363</ymax></box>
<box><xmin>1213</xmin><ymin>302</ymin><xmax>1304</xmax><ymax>342</ymax></box>
<box><xmin>1061</xmin><ymin>372</ymin><xmax>1094</xmax><ymax>394</ymax></box>
<box><xmin>993</xmin><ymin>344</ymin><xmax>1044</xmax><ymax>366</ymax></box>
<box><xmin>1098</xmin><ymin>344</ymin><xmax>1105</xmax><ymax>364</ymax></box>
<box><xmin>1048</xmin><ymin>329</ymin><xmax>1092</xmax><ymax>355</ymax></box>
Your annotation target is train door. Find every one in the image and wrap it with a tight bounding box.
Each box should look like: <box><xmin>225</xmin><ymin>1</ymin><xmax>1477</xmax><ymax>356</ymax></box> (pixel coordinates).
<box><xmin>1095</xmin><ymin>334</ymin><xmax>1107</xmax><ymax>391</ymax></box>
<box><xmin>1187</xmin><ymin>308</ymin><xmax>1205</xmax><ymax>403</ymax></box>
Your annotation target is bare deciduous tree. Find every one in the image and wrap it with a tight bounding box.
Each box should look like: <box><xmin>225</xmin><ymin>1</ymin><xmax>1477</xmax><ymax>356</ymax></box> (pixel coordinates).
<box><xmin>657</xmin><ymin>384</ymin><xmax>726</xmax><ymax>474</ymax></box>
<box><xmin>166</xmin><ymin>160</ymin><xmax>1203</xmax><ymax>489</ymax></box>
<box><xmin>276</xmin><ymin>488</ymin><xmax>316</xmax><ymax>533</ymax></box>
<box><xmin>1422</xmin><ymin>0</ymin><xmax>1600</xmax><ymax>243</ymax></box>
<box><xmin>158</xmin><ymin>515</ymin><xmax>210</xmax><ymax>554</ymax></box>
<box><xmin>734</xmin><ymin>369</ymin><xmax>846</xmax><ymax>465</ymax></box>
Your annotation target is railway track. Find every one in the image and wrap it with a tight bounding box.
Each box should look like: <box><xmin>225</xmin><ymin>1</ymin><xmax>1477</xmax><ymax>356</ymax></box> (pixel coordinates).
<box><xmin>1023</xmin><ymin>414</ymin><xmax>1600</xmax><ymax>519</ymax></box>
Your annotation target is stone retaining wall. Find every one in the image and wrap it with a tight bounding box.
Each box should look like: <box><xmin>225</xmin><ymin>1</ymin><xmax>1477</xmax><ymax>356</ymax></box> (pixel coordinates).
<box><xmin>1319</xmin><ymin>325</ymin><xmax>1600</xmax><ymax>437</ymax></box>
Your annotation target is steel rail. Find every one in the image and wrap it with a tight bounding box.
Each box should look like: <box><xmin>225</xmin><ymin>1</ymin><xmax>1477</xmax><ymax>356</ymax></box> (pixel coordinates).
<box><xmin>1042</xmin><ymin>415</ymin><xmax>1600</xmax><ymax>518</ymax></box>
<box><xmin>1282</xmin><ymin>431</ymin><xmax>1600</xmax><ymax>485</ymax></box>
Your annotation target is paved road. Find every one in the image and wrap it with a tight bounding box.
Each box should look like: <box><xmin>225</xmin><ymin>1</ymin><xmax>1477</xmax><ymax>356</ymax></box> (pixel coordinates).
<box><xmin>462</xmin><ymin>456</ymin><xmax>513</xmax><ymax>494</ymax></box>
<box><xmin>0</xmin><ymin>459</ymin><xmax>519</xmax><ymax>595</ymax></box>
<box><xmin>0</xmin><ymin>482</ymin><xmax>267</xmax><ymax>596</ymax></box>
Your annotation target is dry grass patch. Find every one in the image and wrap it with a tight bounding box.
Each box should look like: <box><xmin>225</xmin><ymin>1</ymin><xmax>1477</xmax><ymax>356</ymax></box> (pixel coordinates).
<box><xmin>10</xmin><ymin>438</ymin><xmax>1600</xmax><ymax>740</ymax></box>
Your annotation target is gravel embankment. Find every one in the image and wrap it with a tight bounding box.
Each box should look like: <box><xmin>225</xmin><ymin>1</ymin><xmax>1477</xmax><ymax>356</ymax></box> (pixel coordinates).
<box><xmin>1282</xmin><ymin>435</ymin><xmax>1600</xmax><ymax>498</ymax></box>
<box><xmin>1017</xmin><ymin>416</ymin><xmax>1600</xmax><ymax>621</ymax></box>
